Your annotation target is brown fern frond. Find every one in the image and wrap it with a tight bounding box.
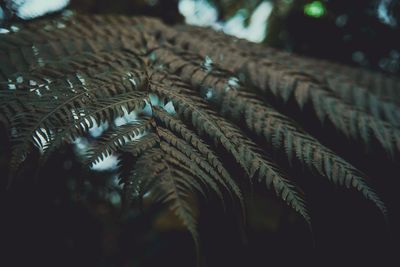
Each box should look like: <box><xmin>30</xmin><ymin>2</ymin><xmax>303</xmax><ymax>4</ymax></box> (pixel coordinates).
<box><xmin>125</xmin><ymin>145</ymin><xmax>201</xmax><ymax>250</ymax></box>
<box><xmin>85</xmin><ymin>118</ymin><xmax>154</xmax><ymax>166</ymax></box>
<box><xmin>148</xmin><ymin>72</ymin><xmax>310</xmax><ymax>223</ymax></box>
<box><xmin>1</xmin><ymin>14</ymin><xmax>396</xmax><ymax>255</ymax></box>
<box><xmin>149</xmin><ymin>46</ymin><xmax>387</xmax><ymax>217</ymax></box>
<box><xmin>161</xmin><ymin>26</ymin><xmax>400</xmax><ymax>157</ymax></box>
<box><xmin>153</xmin><ymin>107</ymin><xmax>243</xmax><ymax>205</ymax></box>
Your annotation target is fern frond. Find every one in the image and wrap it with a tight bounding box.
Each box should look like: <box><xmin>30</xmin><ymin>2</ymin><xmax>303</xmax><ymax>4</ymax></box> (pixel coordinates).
<box><xmin>149</xmin><ymin>73</ymin><xmax>310</xmax><ymax>223</ymax></box>
<box><xmin>1</xmin><ymin>14</ymin><xmax>396</xmax><ymax>254</ymax></box>
<box><xmin>243</xmin><ymin>60</ymin><xmax>400</xmax><ymax>157</ymax></box>
<box><xmin>241</xmin><ymin>95</ymin><xmax>387</xmax><ymax>216</ymax></box>
<box><xmin>119</xmin><ymin>132</ymin><xmax>160</xmax><ymax>156</ymax></box>
<box><xmin>85</xmin><ymin>118</ymin><xmax>154</xmax><ymax>166</ymax></box>
<box><xmin>161</xmin><ymin>27</ymin><xmax>400</xmax><ymax>157</ymax></box>
<box><xmin>175</xmin><ymin>27</ymin><xmax>400</xmax><ymax>128</ymax></box>
<box><xmin>149</xmin><ymin>47</ymin><xmax>387</xmax><ymax>217</ymax></box>
<box><xmin>128</xmin><ymin>146</ymin><xmax>200</xmax><ymax>250</ymax></box>
<box><xmin>1</xmin><ymin>83</ymin><xmax>147</xmax><ymax>179</ymax></box>
<box><xmin>39</xmin><ymin>91</ymin><xmax>148</xmax><ymax>163</ymax></box>
<box><xmin>153</xmin><ymin>107</ymin><xmax>243</xmax><ymax>205</ymax></box>
<box><xmin>158</xmin><ymin>126</ymin><xmax>227</xmax><ymax>201</ymax></box>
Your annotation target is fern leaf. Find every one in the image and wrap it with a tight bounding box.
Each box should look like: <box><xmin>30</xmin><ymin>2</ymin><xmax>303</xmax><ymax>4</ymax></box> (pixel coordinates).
<box><xmin>153</xmin><ymin>107</ymin><xmax>243</xmax><ymax>204</ymax></box>
<box><xmin>149</xmin><ymin>47</ymin><xmax>387</xmax><ymax>217</ymax></box>
<box><xmin>85</xmin><ymin>118</ymin><xmax>154</xmax><ymax>165</ymax></box>
<box><xmin>161</xmin><ymin>27</ymin><xmax>400</xmax><ymax>156</ymax></box>
<box><xmin>1</xmin><ymin>14</ymin><xmax>396</xmax><ymax>254</ymax></box>
<box><xmin>149</xmin><ymin>73</ymin><xmax>310</xmax><ymax>223</ymax></box>
<box><xmin>130</xmin><ymin>147</ymin><xmax>200</xmax><ymax>251</ymax></box>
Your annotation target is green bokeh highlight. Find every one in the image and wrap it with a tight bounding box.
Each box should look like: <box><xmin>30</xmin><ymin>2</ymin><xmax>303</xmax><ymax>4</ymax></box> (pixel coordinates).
<box><xmin>304</xmin><ymin>1</ymin><xmax>326</xmax><ymax>18</ymax></box>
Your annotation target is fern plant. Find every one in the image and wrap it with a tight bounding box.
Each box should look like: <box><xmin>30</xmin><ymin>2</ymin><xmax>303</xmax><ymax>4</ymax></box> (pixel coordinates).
<box><xmin>0</xmin><ymin>13</ymin><xmax>398</xmax><ymax>255</ymax></box>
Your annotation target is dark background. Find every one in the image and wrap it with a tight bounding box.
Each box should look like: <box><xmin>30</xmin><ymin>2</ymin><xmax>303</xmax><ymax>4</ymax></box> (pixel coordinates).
<box><xmin>0</xmin><ymin>1</ymin><xmax>399</xmax><ymax>266</ymax></box>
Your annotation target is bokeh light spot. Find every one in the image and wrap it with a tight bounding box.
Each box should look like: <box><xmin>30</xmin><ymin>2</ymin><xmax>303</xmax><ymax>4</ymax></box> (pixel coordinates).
<box><xmin>304</xmin><ymin>1</ymin><xmax>326</xmax><ymax>18</ymax></box>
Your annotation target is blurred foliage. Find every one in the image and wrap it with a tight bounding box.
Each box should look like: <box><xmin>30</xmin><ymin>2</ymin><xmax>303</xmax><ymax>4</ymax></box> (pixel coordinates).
<box><xmin>0</xmin><ymin>0</ymin><xmax>183</xmax><ymax>24</ymax></box>
<box><xmin>200</xmin><ymin>0</ymin><xmax>400</xmax><ymax>73</ymax></box>
<box><xmin>69</xmin><ymin>0</ymin><xmax>183</xmax><ymax>24</ymax></box>
<box><xmin>2</xmin><ymin>0</ymin><xmax>400</xmax><ymax>74</ymax></box>
<box><xmin>211</xmin><ymin>0</ymin><xmax>263</xmax><ymax>23</ymax></box>
<box><xmin>303</xmin><ymin>1</ymin><xmax>326</xmax><ymax>18</ymax></box>
<box><xmin>265</xmin><ymin>0</ymin><xmax>400</xmax><ymax>74</ymax></box>
<box><xmin>70</xmin><ymin>0</ymin><xmax>400</xmax><ymax>73</ymax></box>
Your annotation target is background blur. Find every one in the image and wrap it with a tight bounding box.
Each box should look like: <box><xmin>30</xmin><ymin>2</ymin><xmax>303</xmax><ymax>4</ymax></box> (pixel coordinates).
<box><xmin>1</xmin><ymin>0</ymin><xmax>400</xmax><ymax>74</ymax></box>
<box><xmin>0</xmin><ymin>1</ymin><xmax>399</xmax><ymax>267</ymax></box>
